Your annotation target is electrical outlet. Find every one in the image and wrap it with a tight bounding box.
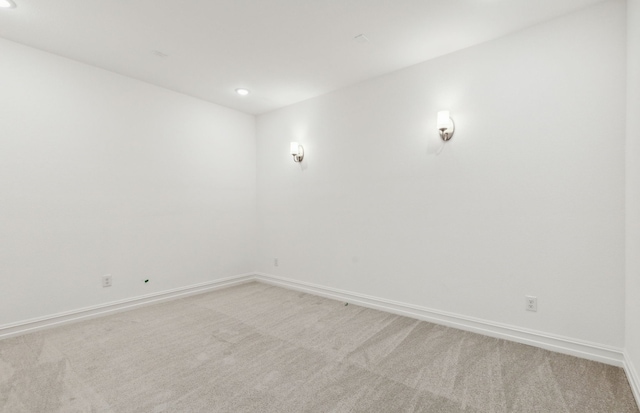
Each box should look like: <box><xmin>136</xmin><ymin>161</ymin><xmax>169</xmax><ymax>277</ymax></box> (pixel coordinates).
<box><xmin>274</xmin><ymin>258</ymin><xmax>279</xmax><ymax>267</ymax></box>
<box><xmin>526</xmin><ymin>295</ymin><xmax>537</xmax><ymax>312</ymax></box>
<box><xmin>102</xmin><ymin>275</ymin><xmax>112</xmax><ymax>288</ymax></box>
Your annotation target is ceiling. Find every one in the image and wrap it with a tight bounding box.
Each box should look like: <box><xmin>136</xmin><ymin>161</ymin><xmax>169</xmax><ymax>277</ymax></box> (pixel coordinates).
<box><xmin>0</xmin><ymin>0</ymin><xmax>606</xmax><ymax>115</ymax></box>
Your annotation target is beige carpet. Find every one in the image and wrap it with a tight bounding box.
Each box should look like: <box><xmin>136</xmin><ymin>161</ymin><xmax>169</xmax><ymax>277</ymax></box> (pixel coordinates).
<box><xmin>0</xmin><ymin>281</ymin><xmax>637</xmax><ymax>412</ymax></box>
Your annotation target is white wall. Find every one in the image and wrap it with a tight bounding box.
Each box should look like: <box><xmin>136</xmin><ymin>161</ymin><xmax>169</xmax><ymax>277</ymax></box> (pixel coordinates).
<box><xmin>0</xmin><ymin>38</ymin><xmax>256</xmax><ymax>326</ymax></box>
<box><xmin>0</xmin><ymin>0</ymin><xmax>631</xmax><ymax>364</ymax></box>
<box><xmin>256</xmin><ymin>0</ymin><xmax>626</xmax><ymax>347</ymax></box>
<box><xmin>626</xmin><ymin>0</ymin><xmax>640</xmax><ymax>391</ymax></box>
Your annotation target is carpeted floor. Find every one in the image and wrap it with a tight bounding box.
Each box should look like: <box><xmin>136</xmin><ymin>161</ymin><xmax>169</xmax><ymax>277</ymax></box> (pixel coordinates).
<box><xmin>0</xmin><ymin>281</ymin><xmax>638</xmax><ymax>412</ymax></box>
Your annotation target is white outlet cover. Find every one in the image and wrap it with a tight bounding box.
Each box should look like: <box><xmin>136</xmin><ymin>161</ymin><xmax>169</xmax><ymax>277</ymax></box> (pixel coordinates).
<box><xmin>525</xmin><ymin>295</ymin><xmax>537</xmax><ymax>312</ymax></box>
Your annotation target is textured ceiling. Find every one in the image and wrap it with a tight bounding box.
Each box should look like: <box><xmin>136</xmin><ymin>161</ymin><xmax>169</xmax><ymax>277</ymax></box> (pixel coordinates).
<box><xmin>0</xmin><ymin>0</ymin><xmax>606</xmax><ymax>115</ymax></box>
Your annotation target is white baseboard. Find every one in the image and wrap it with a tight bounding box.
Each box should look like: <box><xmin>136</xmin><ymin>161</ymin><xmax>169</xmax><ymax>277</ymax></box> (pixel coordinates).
<box><xmin>624</xmin><ymin>350</ymin><xmax>640</xmax><ymax>408</ymax></box>
<box><xmin>0</xmin><ymin>271</ymin><xmax>628</xmax><ymax>372</ymax></box>
<box><xmin>254</xmin><ymin>272</ymin><xmax>625</xmax><ymax>367</ymax></box>
<box><xmin>0</xmin><ymin>273</ymin><xmax>254</xmax><ymax>340</ymax></box>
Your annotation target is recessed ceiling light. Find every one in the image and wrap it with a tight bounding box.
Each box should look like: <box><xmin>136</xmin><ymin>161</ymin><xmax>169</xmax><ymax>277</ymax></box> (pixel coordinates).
<box><xmin>235</xmin><ymin>88</ymin><xmax>250</xmax><ymax>96</ymax></box>
<box><xmin>0</xmin><ymin>0</ymin><xmax>16</xmax><ymax>9</ymax></box>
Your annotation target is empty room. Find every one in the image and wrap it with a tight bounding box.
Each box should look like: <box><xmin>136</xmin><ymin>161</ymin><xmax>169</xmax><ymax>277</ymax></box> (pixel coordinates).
<box><xmin>1</xmin><ymin>0</ymin><xmax>640</xmax><ymax>411</ymax></box>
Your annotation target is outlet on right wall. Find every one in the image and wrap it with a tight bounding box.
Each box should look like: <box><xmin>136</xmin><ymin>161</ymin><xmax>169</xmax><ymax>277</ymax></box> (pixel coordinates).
<box><xmin>626</xmin><ymin>0</ymin><xmax>640</xmax><ymax>401</ymax></box>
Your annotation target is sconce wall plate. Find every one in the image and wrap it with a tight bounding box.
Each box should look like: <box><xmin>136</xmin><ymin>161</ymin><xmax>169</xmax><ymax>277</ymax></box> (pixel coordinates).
<box><xmin>290</xmin><ymin>142</ymin><xmax>304</xmax><ymax>162</ymax></box>
<box><xmin>437</xmin><ymin>110</ymin><xmax>455</xmax><ymax>141</ymax></box>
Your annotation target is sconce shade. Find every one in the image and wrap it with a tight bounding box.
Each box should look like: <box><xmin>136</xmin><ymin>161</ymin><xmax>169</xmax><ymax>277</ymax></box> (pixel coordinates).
<box><xmin>437</xmin><ymin>110</ymin><xmax>455</xmax><ymax>141</ymax></box>
<box><xmin>290</xmin><ymin>142</ymin><xmax>304</xmax><ymax>162</ymax></box>
<box><xmin>437</xmin><ymin>111</ymin><xmax>450</xmax><ymax>130</ymax></box>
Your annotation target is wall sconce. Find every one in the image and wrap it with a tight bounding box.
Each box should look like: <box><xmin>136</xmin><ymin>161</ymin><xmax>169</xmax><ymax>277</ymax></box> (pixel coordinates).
<box><xmin>290</xmin><ymin>142</ymin><xmax>304</xmax><ymax>162</ymax></box>
<box><xmin>437</xmin><ymin>110</ymin><xmax>455</xmax><ymax>141</ymax></box>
